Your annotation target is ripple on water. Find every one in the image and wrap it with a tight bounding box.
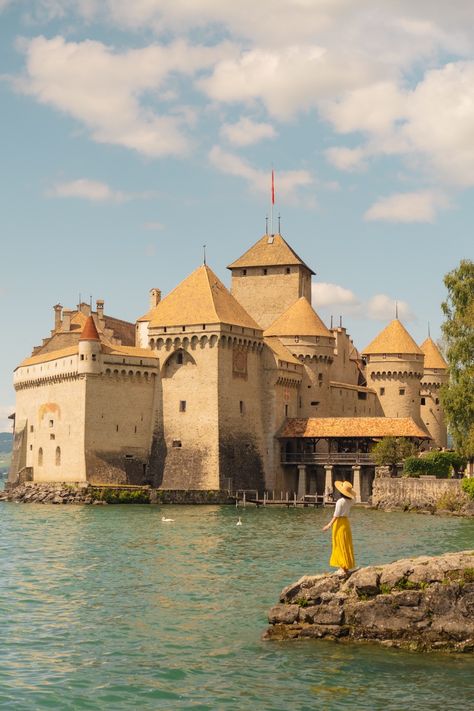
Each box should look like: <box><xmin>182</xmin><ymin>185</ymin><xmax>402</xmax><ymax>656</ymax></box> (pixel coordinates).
<box><xmin>0</xmin><ymin>503</ymin><xmax>473</xmax><ymax>710</ymax></box>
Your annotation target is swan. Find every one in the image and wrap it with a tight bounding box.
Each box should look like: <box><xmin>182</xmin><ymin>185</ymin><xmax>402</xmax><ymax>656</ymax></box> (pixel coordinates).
<box><xmin>236</xmin><ymin>517</ymin><xmax>242</xmax><ymax>526</ymax></box>
<box><xmin>161</xmin><ymin>515</ymin><xmax>174</xmax><ymax>522</ymax></box>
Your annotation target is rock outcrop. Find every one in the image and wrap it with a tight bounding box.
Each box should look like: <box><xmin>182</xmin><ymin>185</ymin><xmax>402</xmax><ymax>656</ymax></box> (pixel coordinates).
<box><xmin>265</xmin><ymin>551</ymin><xmax>474</xmax><ymax>653</ymax></box>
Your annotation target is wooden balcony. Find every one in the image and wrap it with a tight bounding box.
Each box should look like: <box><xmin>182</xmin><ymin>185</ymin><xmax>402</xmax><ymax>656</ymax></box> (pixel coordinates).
<box><xmin>281</xmin><ymin>452</ymin><xmax>375</xmax><ymax>466</ymax></box>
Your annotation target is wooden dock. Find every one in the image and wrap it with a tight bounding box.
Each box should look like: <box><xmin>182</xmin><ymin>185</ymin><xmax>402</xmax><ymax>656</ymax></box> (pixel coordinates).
<box><xmin>234</xmin><ymin>490</ymin><xmax>328</xmax><ymax>507</ymax></box>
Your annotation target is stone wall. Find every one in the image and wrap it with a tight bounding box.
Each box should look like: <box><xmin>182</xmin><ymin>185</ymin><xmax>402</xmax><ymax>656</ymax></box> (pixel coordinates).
<box><xmin>372</xmin><ymin>477</ymin><xmax>472</xmax><ymax>514</ymax></box>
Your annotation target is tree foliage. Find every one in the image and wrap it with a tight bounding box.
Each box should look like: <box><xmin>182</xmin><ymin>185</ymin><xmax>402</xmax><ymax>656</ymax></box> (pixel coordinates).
<box><xmin>372</xmin><ymin>437</ymin><xmax>418</xmax><ymax>475</ymax></box>
<box><xmin>440</xmin><ymin>259</ymin><xmax>474</xmax><ymax>458</ymax></box>
<box><xmin>403</xmin><ymin>451</ymin><xmax>466</xmax><ymax>478</ymax></box>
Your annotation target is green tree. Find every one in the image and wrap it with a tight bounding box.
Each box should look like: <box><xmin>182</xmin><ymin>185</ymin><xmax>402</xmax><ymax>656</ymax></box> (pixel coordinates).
<box><xmin>372</xmin><ymin>437</ymin><xmax>418</xmax><ymax>476</ymax></box>
<box><xmin>440</xmin><ymin>259</ymin><xmax>474</xmax><ymax>459</ymax></box>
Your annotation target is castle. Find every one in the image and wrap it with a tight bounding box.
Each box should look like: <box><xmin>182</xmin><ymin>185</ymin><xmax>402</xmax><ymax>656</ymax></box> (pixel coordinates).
<box><xmin>8</xmin><ymin>233</ymin><xmax>448</xmax><ymax>501</ymax></box>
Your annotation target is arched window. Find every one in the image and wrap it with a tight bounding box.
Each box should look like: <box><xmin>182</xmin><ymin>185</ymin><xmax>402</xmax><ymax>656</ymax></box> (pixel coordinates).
<box><xmin>38</xmin><ymin>448</ymin><xmax>43</xmax><ymax>466</ymax></box>
<box><xmin>55</xmin><ymin>446</ymin><xmax>61</xmax><ymax>466</ymax></box>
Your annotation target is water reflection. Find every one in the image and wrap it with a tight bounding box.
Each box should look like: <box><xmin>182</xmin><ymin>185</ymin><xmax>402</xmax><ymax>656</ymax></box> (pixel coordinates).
<box><xmin>0</xmin><ymin>503</ymin><xmax>473</xmax><ymax>710</ymax></box>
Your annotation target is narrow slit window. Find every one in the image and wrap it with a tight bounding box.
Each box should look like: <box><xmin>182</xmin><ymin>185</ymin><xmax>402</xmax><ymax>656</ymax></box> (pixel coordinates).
<box><xmin>179</xmin><ymin>401</ymin><xmax>186</xmax><ymax>412</ymax></box>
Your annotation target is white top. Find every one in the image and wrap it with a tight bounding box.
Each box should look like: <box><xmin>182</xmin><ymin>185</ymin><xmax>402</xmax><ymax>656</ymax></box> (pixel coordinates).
<box><xmin>334</xmin><ymin>497</ymin><xmax>354</xmax><ymax>518</ymax></box>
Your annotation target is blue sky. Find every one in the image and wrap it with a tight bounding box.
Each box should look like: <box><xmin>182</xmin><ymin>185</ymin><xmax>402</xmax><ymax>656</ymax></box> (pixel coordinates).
<box><xmin>1</xmin><ymin>0</ymin><xmax>473</xmax><ymax>430</ymax></box>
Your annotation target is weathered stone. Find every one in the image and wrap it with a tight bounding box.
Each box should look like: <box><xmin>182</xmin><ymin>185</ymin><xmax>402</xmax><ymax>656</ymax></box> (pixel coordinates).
<box><xmin>299</xmin><ymin>604</ymin><xmax>343</xmax><ymax>625</ymax></box>
<box><xmin>268</xmin><ymin>604</ymin><xmax>299</xmax><ymax>625</ymax></box>
<box><xmin>343</xmin><ymin>567</ymin><xmax>381</xmax><ymax>597</ymax></box>
<box><xmin>265</xmin><ymin>550</ymin><xmax>474</xmax><ymax>653</ymax></box>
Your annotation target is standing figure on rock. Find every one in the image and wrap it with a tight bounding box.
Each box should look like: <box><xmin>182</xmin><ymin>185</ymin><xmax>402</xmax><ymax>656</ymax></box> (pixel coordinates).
<box><xmin>322</xmin><ymin>480</ymin><xmax>356</xmax><ymax>576</ymax></box>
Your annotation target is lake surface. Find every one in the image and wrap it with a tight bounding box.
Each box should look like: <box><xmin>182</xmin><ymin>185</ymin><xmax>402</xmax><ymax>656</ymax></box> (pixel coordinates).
<box><xmin>0</xmin><ymin>503</ymin><xmax>473</xmax><ymax>710</ymax></box>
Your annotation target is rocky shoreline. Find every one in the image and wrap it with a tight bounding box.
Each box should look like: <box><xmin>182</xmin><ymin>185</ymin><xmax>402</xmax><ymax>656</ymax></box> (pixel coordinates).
<box><xmin>0</xmin><ymin>482</ymin><xmax>234</xmax><ymax>505</ymax></box>
<box><xmin>265</xmin><ymin>550</ymin><xmax>474</xmax><ymax>653</ymax></box>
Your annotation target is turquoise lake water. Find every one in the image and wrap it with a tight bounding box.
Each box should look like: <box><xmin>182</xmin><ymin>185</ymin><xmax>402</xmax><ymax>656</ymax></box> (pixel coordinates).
<box><xmin>0</xmin><ymin>503</ymin><xmax>473</xmax><ymax>710</ymax></box>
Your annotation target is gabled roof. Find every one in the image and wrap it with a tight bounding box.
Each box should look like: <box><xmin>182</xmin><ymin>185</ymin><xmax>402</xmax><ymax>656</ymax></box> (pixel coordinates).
<box><xmin>279</xmin><ymin>417</ymin><xmax>431</xmax><ymax>439</ymax></box>
<box><xmin>227</xmin><ymin>233</ymin><xmax>315</xmax><ymax>274</ymax></box>
<box><xmin>19</xmin><ymin>346</ymin><xmax>79</xmax><ymax>368</ymax></box>
<box><xmin>79</xmin><ymin>316</ymin><xmax>100</xmax><ymax>341</ymax></box>
<box><xmin>149</xmin><ymin>264</ymin><xmax>261</xmax><ymax>330</ymax></box>
<box><xmin>264</xmin><ymin>297</ymin><xmax>332</xmax><ymax>338</ymax></box>
<box><xmin>420</xmin><ymin>337</ymin><xmax>448</xmax><ymax>370</ymax></box>
<box><xmin>363</xmin><ymin>319</ymin><xmax>423</xmax><ymax>356</ymax></box>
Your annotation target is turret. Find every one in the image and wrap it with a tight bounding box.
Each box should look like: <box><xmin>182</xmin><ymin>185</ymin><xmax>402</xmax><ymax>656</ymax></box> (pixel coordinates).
<box><xmin>227</xmin><ymin>233</ymin><xmax>314</xmax><ymax>329</ymax></box>
<box><xmin>78</xmin><ymin>316</ymin><xmax>102</xmax><ymax>375</ymax></box>
<box><xmin>362</xmin><ymin>319</ymin><xmax>425</xmax><ymax>424</ymax></box>
<box><xmin>420</xmin><ymin>337</ymin><xmax>448</xmax><ymax>448</ymax></box>
<box><xmin>264</xmin><ymin>297</ymin><xmax>334</xmax><ymax>416</ymax></box>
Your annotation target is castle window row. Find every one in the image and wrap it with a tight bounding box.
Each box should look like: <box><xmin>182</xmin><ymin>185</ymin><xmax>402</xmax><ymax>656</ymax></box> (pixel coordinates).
<box><xmin>37</xmin><ymin>446</ymin><xmax>61</xmax><ymax>466</ymax></box>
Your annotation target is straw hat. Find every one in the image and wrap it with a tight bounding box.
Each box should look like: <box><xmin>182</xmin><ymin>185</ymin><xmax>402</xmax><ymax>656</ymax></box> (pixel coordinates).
<box><xmin>334</xmin><ymin>480</ymin><xmax>355</xmax><ymax>499</ymax></box>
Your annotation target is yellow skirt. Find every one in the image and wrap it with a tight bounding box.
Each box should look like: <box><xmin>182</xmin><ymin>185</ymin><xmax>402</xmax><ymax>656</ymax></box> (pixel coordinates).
<box><xmin>330</xmin><ymin>516</ymin><xmax>355</xmax><ymax>570</ymax></box>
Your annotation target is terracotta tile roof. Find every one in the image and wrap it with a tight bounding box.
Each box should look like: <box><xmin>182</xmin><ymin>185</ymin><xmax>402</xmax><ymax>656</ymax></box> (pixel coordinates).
<box><xmin>264</xmin><ymin>337</ymin><xmax>301</xmax><ymax>365</ymax></box>
<box><xmin>19</xmin><ymin>346</ymin><xmax>78</xmax><ymax>368</ymax></box>
<box><xmin>264</xmin><ymin>297</ymin><xmax>332</xmax><ymax>338</ymax></box>
<box><xmin>79</xmin><ymin>316</ymin><xmax>100</xmax><ymax>341</ymax></box>
<box><xmin>227</xmin><ymin>233</ymin><xmax>315</xmax><ymax>274</ymax></box>
<box><xmin>420</xmin><ymin>337</ymin><xmax>448</xmax><ymax>370</ymax></box>
<box><xmin>363</xmin><ymin>319</ymin><xmax>423</xmax><ymax>356</ymax></box>
<box><xmin>102</xmin><ymin>343</ymin><xmax>159</xmax><ymax>359</ymax></box>
<box><xmin>149</xmin><ymin>264</ymin><xmax>261</xmax><ymax>330</ymax></box>
<box><xmin>279</xmin><ymin>417</ymin><xmax>431</xmax><ymax>439</ymax></box>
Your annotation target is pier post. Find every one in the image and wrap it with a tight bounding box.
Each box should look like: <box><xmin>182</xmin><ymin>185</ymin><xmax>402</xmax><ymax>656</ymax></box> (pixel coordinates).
<box><xmin>352</xmin><ymin>465</ymin><xmax>361</xmax><ymax>502</ymax></box>
<box><xmin>297</xmin><ymin>464</ymin><xmax>307</xmax><ymax>500</ymax></box>
<box><xmin>324</xmin><ymin>465</ymin><xmax>333</xmax><ymax>501</ymax></box>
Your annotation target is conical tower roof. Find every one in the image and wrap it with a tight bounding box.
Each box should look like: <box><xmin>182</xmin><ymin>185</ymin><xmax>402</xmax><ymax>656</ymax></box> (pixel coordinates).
<box><xmin>227</xmin><ymin>233</ymin><xmax>315</xmax><ymax>274</ymax></box>
<box><xmin>149</xmin><ymin>264</ymin><xmax>261</xmax><ymax>330</ymax></box>
<box><xmin>363</xmin><ymin>319</ymin><xmax>423</xmax><ymax>356</ymax></box>
<box><xmin>420</xmin><ymin>337</ymin><xmax>448</xmax><ymax>370</ymax></box>
<box><xmin>264</xmin><ymin>297</ymin><xmax>332</xmax><ymax>338</ymax></box>
<box><xmin>79</xmin><ymin>315</ymin><xmax>100</xmax><ymax>341</ymax></box>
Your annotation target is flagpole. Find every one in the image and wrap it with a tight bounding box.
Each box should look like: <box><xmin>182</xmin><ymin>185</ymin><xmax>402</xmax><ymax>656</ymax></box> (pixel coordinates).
<box><xmin>270</xmin><ymin>169</ymin><xmax>275</xmax><ymax>235</ymax></box>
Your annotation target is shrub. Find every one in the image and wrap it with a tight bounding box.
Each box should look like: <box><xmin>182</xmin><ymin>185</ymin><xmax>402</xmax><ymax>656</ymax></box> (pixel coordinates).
<box><xmin>435</xmin><ymin>491</ymin><xmax>465</xmax><ymax>512</ymax></box>
<box><xmin>461</xmin><ymin>478</ymin><xmax>474</xmax><ymax>500</ymax></box>
<box><xmin>91</xmin><ymin>487</ymin><xmax>150</xmax><ymax>504</ymax></box>
<box><xmin>403</xmin><ymin>451</ymin><xmax>466</xmax><ymax>478</ymax></box>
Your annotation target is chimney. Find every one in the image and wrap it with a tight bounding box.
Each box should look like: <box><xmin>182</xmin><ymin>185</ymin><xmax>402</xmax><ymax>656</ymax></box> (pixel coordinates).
<box><xmin>96</xmin><ymin>299</ymin><xmax>104</xmax><ymax>323</ymax></box>
<box><xmin>53</xmin><ymin>303</ymin><xmax>63</xmax><ymax>331</ymax></box>
<box><xmin>62</xmin><ymin>308</ymin><xmax>72</xmax><ymax>331</ymax></box>
<box><xmin>149</xmin><ymin>288</ymin><xmax>161</xmax><ymax>309</ymax></box>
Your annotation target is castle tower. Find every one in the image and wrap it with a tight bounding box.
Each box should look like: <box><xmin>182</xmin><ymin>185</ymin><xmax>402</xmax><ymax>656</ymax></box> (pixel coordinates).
<box><xmin>264</xmin><ymin>297</ymin><xmax>334</xmax><ymax>417</ymax></box>
<box><xmin>147</xmin><ymin>264</ymin><xmax>265</xmax><ymax>492</ymax></box>
<box><xmin>78</xmin><ymin>316</ymin><xmax>102</xmax><ymax>375</ymax></box>
<box><xmin>420</xmin><ymin>337</ymin><xmax>448</xmax><ymax>448</ymax></box>
<box><xmin>362</xmin><ymin>319</ymin><xmax>425</xmax><ymax>424</ymax></box>
<box><xmin>227</xmin><ymin>233</ymin><xmax>314</xmax><ymax>329</ymax></box>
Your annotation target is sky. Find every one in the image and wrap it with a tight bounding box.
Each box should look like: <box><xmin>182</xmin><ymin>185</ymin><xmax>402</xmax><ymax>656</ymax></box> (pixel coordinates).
<box><xmin>0</xmin><ymin>0</ymin><xmax>473</xmax><ymax>430</ymax></box>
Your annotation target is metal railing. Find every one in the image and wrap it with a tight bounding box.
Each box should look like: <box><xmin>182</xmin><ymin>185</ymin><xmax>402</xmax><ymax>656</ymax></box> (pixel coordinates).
<box><xmin>281</xmin><ymin>452</ymin><xmax>375</xmax><ymax>465</ymax></box>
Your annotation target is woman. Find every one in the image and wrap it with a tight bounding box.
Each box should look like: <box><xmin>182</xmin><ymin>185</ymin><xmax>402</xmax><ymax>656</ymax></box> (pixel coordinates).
<box><xmin>322</xmin><ymin>480</ymin><xmax>356</xmax><ymax>576</ymax></box>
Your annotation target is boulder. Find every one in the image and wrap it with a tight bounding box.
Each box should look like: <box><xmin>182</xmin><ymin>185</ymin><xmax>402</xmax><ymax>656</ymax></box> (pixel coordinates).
<box><xmin>265</xmin><ymin>550</ymin><xmax>474</xmax><ymax>653</ymax></box>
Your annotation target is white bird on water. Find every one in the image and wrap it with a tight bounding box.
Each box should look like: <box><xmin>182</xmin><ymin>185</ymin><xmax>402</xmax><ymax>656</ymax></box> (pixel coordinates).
<box><xmin>236</xmin><ymin>517</ymin><xmax>242</xmax><ymax>526</ymax></box>
<box><xmin>161</xmin><ymin>515</ymin><xmax>174</xmax><ymax>522</ymax></box>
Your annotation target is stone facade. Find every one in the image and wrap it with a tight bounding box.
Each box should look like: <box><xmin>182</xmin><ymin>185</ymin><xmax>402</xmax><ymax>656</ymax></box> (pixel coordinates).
<box><xmin>8</xmin><ymin>233</ymin><xmax>448</xmax><ymax>492</ymax></box>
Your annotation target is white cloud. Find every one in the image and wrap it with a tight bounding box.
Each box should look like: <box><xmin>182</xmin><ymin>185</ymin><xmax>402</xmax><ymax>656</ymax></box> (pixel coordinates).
<box><xmin>209</xmin><ymin>145</ymin><xmax>313</xmax><ymax>204</ymax></box>
<box><xmin>47</xmin><ymin>178</ymin><xmax>130</xmax><ymax>202</ymax></box>
<box><xmin>366</xmin><ymin>295</ymin><xmax>415</xmax><ymax>322</ymax></box>
<box><xmin>312</xmin><ymin>282</ymin><xmax>415</xmax><ymax>322</ymax></box>
<box><xmin>220</xmin><ymin>117</ymin><xmax>276</xmax><ymax>146</ymax></box>
<box><xmin>364</xmin><ymin>191</ymin><xmax>450</xmax><ymax>223</ymax></box>
<box><xmin>325</xmin><ymin>146</ymin><xmax>367</xmax><ymax>172</ymax></box>
<box><xmin>200</xmin><ymin>46</ymin><xmax>376</xmax><ymax>120</ymax></box>
<box><xmin>312</xmin><ymin>282</ymin><xmax>359</xmax><ymax>308</ymax></box>
<box><xmin>0</xmin><ymin>405</ymin><xmax>14</xmax><ymax>432</ymax></box>
<box><xmin>16</xmin><ymin>35</ymin><xmax>232</xmax><ymax>157</ymax></box>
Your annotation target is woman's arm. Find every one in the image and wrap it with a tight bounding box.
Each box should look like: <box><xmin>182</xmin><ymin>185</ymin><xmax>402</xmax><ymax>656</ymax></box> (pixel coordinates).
<box><xmin>322</xmin><ymin>515</ymin><xmax>336</xmax><ymax>532</ymax></box>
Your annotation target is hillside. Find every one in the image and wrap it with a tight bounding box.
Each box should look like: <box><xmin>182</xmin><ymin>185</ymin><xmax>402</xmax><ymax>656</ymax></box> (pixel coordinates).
<box><xmin>0</xmin><ymin>433</ymin><xmax>12</xmax><ymax>474</ymax></box>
